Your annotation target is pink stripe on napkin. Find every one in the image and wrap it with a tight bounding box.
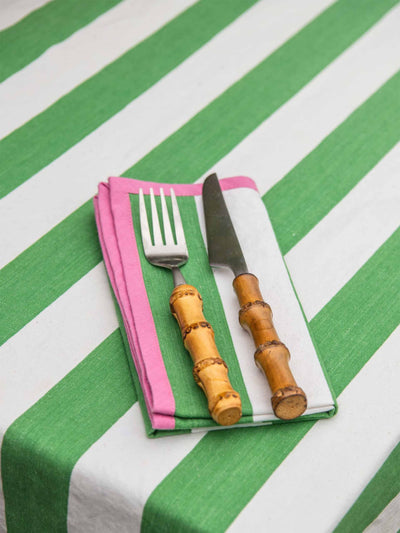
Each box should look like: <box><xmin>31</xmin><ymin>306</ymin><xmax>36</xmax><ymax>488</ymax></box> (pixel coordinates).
<box><xmin>95</xmin><ymin>175</ymin><xmax>257</xmax><ymax>431</ymax></box>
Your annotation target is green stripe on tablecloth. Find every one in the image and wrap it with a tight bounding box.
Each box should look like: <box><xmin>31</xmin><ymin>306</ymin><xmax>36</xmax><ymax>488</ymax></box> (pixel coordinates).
<box><xmin>1</xmin><ymin>0</ymin><xmax>397</xmax><ymax>345</ymax></box>
<box><xmin>0</xmin><ymin>200</ymin><xmax>99</xmax><ymax>346</ymax></box>
<box><xmin>0</xmin><ymin>0</ymin><xmax>124</xmax><ymax>83</ymax></box>
<box><xmin>1</xmin><ymin>329</ymin><xmax>135</xmax><ymax>533</ymax></box>
<box><xmin>1</xmin><ymin>2</ymin><xmax>398</xmax><ymax>531</ymax></box>
<box><xmin>141</xmin><ymin>228</ymin><xmax>400</xmax><ymax>532</ymax></box>
<box><xmin>334</xmin><ymin>442</ymin><xmax>400</xmax><ymax>533</ymax></box>
<box><xmin>0</xmin><ymin>0</ymin><xmax>257</xmax><ymax>198</ymax></box>
<box><xmin>311</xmin><ymin>230</ymin><xmax>400</xmax><ymax>397</ymax></box>
<box><xmin>124</xmin><ymin>0</ymin><xmax>398</xmax><ymax>182</ymax></box>
<box><xmin>265</xmin><ymin>70</ymin><xmax>400</xmax><ymax>256</ymax></box>
<box><xmin>2</xmin><ymin>226</ymin><xmax>397</xmax><ymax>531</ymax></box>
<box><xmin>129</xmin><ymin>194</ymin><xmax>252</xmax><ymax>424</ymax></box>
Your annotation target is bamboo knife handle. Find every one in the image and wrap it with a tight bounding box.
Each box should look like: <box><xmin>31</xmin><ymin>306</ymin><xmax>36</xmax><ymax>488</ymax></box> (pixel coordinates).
<box><xmin>233</xmin><ymin>273</ymin><xmax>307</xmax><ymax>420</ymax></box>
<box><xmin>170</xmin><ymin>284</ymin><xmax>242</xmax><ymax>426</ymax></box>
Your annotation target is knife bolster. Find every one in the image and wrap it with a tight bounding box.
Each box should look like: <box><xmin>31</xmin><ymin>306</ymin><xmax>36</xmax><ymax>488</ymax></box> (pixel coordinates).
<box><xmin>233</xmin><ymin>274</ymin><xmax>307</xmax><ymax>420</ymax></box>
<box><xmin>170</xmin><ymin>284</ymin><xmax>242</xmax><ymax>426</ymax></box>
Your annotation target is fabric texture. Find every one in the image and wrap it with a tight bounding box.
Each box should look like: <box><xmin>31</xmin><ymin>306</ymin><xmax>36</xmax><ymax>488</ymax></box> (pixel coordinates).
<box><xmin>0</xmin><ymin>0</ymin><xmax>399</xmax><ymax>531</ymax></box>
<box><xmin>94</xmin><ymin>176</ymin><xmax>335</xmax><ymax>435</ymax></box>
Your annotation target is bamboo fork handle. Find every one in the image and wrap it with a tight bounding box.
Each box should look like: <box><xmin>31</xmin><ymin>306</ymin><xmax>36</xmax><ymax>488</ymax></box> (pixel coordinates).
<box><xmin>233</xmin><ymin>273</ymin><xmax>307</xmax><ymax>420</ymax></box>
<box><xmin>170</xmin><ymin>284</ymin><xmax>242</xmax><ymax>426</ymax></box>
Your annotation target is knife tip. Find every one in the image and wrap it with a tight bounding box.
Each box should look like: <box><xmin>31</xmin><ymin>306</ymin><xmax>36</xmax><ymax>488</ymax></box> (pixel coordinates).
<box><xmin>203</xmin><ymin>173</ymin><xmax>220</xmax><ymax>194</ymax></box>
<box><xmin>204</xmin><ymin>172</ymin><xmax>218</xmax><ymax>182</ymax></box>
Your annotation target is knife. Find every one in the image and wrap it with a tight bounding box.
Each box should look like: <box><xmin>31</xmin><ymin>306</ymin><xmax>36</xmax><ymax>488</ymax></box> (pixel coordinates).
<box><xmin>202</xmin><ymin>173</ymin><xmax>307</xmax><ymax>420</ymax></box>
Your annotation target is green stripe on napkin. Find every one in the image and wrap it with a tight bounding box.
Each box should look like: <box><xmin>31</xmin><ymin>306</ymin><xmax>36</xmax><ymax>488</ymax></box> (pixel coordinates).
<box><xmin>129</xmin><ymin>193</ymin><xmax>252</xmax><ymax>425</ymax></box>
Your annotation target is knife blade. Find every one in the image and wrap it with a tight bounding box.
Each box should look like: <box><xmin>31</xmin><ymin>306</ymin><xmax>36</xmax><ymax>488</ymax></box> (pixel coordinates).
<box><xmin>202</xmin><ymin>173</ymin><xmax>307</xmax><ymax>420</ymax></box>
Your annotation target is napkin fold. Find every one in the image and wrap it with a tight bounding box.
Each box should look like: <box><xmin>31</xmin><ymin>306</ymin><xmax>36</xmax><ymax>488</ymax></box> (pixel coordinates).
<box><xmin>94</xmin><ymin>176</ymin><xmax>336</xmax><ymax>436</ymax></box>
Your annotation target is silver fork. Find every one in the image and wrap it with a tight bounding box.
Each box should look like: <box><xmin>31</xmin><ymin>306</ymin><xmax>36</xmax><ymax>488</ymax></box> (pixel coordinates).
<box><xmin>138</xmin><ymin>187</ymin><xmax>242</xmax><ymax>426</ymax></box>
<box><xmin>139</xmin><ymin>188</ymin><xmax>187</xmax><ymax>287</ymax></box>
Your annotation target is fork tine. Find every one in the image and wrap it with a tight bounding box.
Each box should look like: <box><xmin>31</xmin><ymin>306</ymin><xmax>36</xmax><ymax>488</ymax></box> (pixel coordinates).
<box><xmin>139</xmin><ymin>189</ymin><xmax>152</xmax><ymax>252</ymax></box>
<box><xmin>170</xmin><ymin>188</ymin><xmax>186</xmax><ymax>247</ymax></box>
<box><xmin>160</xmin><ymin>188</ymin><xmax>174</xmax><ymax>245</ymax></box>
<box><xmin>149</xmin><ymin>188</ymin><xmax>163</xmax><ymax>246</ymax></box>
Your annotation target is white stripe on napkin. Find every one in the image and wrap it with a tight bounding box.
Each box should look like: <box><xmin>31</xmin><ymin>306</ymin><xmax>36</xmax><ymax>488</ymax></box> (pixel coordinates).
<box><xmin>0</xmin><ymin>0</ymin><xmax>197</xmax><ymax>140</ymax></box>
<box><xmin>195</xmin><ymin>188</ymin><xmax>334</xmax><ymax>417</ymax></box>
<box><xmin>228</xmin><ymin>327</ymin><xmax>400</xmax><ymax>533</ymax></box>
<box><xmin>0</xmin><ymin>0</ymin><xmax>334</xmax><ymax>269</ymax></box>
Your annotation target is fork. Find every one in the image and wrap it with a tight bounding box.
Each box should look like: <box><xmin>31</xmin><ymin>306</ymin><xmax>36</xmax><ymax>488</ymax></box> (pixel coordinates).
<box><xmin>139</xmin><ymin>187</ymin><xmax>242</xmax><ymax>426</ymax></box>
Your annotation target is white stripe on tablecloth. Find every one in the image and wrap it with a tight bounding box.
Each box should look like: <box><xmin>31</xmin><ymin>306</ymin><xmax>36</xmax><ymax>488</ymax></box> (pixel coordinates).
<box><xmin>0</xmin><ymin>0</ymin><xmax>50</xmax><ymax>31</ymax></box>
<box><xmin>0</xmin><ymin>263</ymin><xmax>117</xmax><ymax>530</ymax></box>
<box><xmin>0</xmin><ymin>0</ymin><xmax>197</xmax><ymax>140</ymax></box>
<box><xmin>209</xmin><ymin>2</ymin><xmax>400</xmax><ymax>192</ymax></box>
<box><xmin>364</xmin><ymin>493</ymin><xmax>400</xmax><ymax>533</ymax></box>
<box><xmin>286</xmin><ymin>142</ymin><xmax>400</xmax><ymax>321</ymax></box>
<box><xmin>67</xmin><ymin>404</ymin><xmax>203</xmax><ymax>532</ymax></box>
<box><xmin>0</xmin><ymin>264</ymin><xmax>117</xmax><ymax>436</ymax></box>
<box><xmin>0</xmin><ymin>0</ymin><xmax>334</xmax><ymax>270</ymax></box>
<box><xmin>0</xmin><ymin>4</ymin><xmax>397</xmax><ymax>533</ymax></box>
<box><xmin>228</xmin><ymin>327</ymin><xmax>400</xmax><ymax>533</ymax></box>
<box><xmin>1</xmin><ymin>3</ymin><xmax>397</xmax><ymax>526</ymax></box>
<box><xmin>2</xmin><ymin>2</ymin><xmax>396</xmax><ymax>516</ymax></box>
<box><xmin>65</xmin><ymin>180</ymin><xmax>397</xmax><ymax>530</ymax></box>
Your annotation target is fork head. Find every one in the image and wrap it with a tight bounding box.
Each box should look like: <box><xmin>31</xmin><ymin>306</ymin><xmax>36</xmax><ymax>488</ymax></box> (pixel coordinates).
<box><xmin>139</xmin><ymin>187</ymin><xmax>188</xmax><ymax>270</ymax></box>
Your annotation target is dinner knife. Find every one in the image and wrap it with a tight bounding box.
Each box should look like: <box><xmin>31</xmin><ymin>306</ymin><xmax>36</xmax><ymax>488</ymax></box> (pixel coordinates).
<box><xmin>202</xmin><ymin>173</ymin><xmax>307</xmax><ymax>420</ymax></box>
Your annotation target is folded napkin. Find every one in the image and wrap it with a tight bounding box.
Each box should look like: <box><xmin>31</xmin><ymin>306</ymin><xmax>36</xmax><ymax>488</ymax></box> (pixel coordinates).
<box><xmin>94</xmin><ymin>176</ymin><xmax>336</xmax><ymax>436</ymax></box>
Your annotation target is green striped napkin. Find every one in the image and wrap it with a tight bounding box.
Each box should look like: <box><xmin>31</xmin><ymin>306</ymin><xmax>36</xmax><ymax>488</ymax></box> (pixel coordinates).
<box><xmin>95</xmin><ymin>175</ymin><xmax>336</xmax><ymax>436</ymax></box>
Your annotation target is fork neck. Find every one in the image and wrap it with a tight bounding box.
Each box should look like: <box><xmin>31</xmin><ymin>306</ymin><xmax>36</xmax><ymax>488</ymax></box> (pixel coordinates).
<box><xmin>172</xmin><ymin>267</ymin><xmax>186</xmax><ymax>287</ymax></box>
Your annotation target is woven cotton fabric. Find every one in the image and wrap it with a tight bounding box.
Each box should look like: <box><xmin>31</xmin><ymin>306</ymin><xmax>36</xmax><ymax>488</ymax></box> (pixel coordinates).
<box><xmin>95</xmin><ymin>176</ymin><xmax>335</xmax><ymax>435</ymax></box>
<box><xmin>0</xmin><ymin>0</ymin><xmax>399</xmax><ymax>531</ymax></box>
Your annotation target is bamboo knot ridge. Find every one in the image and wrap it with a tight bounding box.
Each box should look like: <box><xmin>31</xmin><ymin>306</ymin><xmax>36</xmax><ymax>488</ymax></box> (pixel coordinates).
<box><xmin>182</xmin><ymin>321</ymin><xmax>211</xmax><ymax>340</ymax></box>
<box><xmin>273</xmin><ymin>385</ymin><xmax>301</xmax><ymax>398</ymax></box>
<box><xmin>254</xmin><ymin>340</ymin><xmax>288</xmax><ymax>358</ymax></box>
<box><xmin>193</xmin><ymin>357</ymin><xmax>228</xmax><ymax>383</ymax></box>
<box><xmin>216</xmin><ymin>391</ymin><xmax>240</xmax><ymax>402</ymax></box>
<box><xmin>170</xmin><ymin>287</ymin><xmax>202</xmax><ymax>306</ymax></box>
<box><xmin>238</xmin><ymin>300</ymin><xmax>271</xmax><ymax>317</ymax></box>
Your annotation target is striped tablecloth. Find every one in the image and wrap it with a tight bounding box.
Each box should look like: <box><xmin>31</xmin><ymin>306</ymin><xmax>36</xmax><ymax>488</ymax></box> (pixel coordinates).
<box><xmin>0</xmin><ymin>1</ymin><xmax>399</xmax><ymax>531</ymax></box>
